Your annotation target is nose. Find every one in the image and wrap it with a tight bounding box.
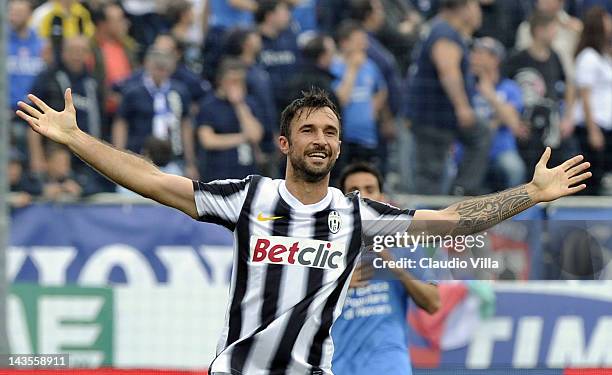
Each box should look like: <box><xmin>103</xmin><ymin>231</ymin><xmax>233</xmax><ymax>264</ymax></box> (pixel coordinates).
<box><xmin>312</xmin><ymin>129</ymin><xmax>328</xmax><ymax>146</ymax></box>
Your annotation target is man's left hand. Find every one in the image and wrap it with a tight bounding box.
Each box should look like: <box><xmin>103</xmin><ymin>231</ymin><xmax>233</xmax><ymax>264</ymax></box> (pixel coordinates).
<box><xmin>529</xmin><ymin>147</ymin><xmax>591</xmax><ymax>202</ymax></box>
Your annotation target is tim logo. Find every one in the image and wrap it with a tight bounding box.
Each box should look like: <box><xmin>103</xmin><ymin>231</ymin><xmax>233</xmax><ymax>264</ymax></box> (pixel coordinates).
<box><xmin>328</xmin><ymin>210</ymin><xmax>341</xmax><ymax>234</ymax></box>
<box><xmin>250</xmin><ymin>235</ymin><xmax>346</xmax><ymax>269</ymax></box>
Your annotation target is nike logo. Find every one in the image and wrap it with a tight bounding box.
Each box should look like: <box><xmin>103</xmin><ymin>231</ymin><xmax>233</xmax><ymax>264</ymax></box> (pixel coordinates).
<box><xmin>257</xmin><ymin>213</ymin><xmax>285</xmax><ymax>222</ymax></box>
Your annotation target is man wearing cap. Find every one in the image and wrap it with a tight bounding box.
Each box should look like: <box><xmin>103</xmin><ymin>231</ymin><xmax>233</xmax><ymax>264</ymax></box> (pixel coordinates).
<box><xmin>471</xmin><ymin>37</ymin><xmax>528</xmax><ymax>191</ymax></box>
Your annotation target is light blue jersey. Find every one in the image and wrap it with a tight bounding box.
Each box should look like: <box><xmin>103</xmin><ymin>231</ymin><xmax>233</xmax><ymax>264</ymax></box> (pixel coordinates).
<box><xmin>332</xmin><ymin>249</ymin><xmax>429</xmax><ymax>375</ymax></box>
<box><xmin>332</xmin><ymin>279</ymin><xmax>412</xmax><ymax>375</ymax></box>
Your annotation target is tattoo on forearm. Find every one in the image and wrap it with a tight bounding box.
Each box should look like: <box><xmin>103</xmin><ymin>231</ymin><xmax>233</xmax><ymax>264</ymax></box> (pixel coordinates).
<box><xmin>451</xmin><ymin>185</ymin><xmax>534</xmax><ymax>235</ymax></box>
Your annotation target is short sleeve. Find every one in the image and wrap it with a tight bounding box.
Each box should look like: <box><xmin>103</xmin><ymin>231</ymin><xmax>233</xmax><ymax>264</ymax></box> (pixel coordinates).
<box><xmin>502</xmin><ymin>80</ymin><xmax>524</xmax><ymax>113</ymax></box>
<box><xmin>192</xmin><ymin>176</ymin><xmax>252</xmax><ymax>230</ymax></box>
<box><xmin>575</xmin><ymin>49</ymin><xmax>599</xmax><ymax>88</ymax></box>
<box><xmin>117</xmin><ymin>88</ymin><xmax>137</xmax><ymax>119</ymax></box>
<box><xmin>371</xmin><ymin>61</ymin><xmax>387</xmax><ymax>92</ymax></box>
<box><xmin>359</xmin><ymin>198</ymin><xmax>415</xmax><ymax>238</ymax></box>
<box><xmin>196</xmin><ymin>100</ymin><xmax>215</xmax><ymax>128</ymax></box>
<box><xmin>178</xmin><ymin>87</ymin><xmax>191</xmax><ymax>119</ymax></box>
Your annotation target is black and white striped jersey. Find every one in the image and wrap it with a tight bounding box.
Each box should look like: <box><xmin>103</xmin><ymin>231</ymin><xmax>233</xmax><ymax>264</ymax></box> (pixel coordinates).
<box><xmin>193</xmin><ymin>175</ymin><xmax>414</xmax><ymax>375</ymax></box>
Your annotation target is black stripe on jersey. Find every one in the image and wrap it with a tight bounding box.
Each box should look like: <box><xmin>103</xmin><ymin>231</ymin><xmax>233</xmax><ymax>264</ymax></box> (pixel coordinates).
<box><xmin>195</xmin><ymin>177</ymin><xmax>251</xmax><ymax>197</ymax></box>
<box><xmin>308</xmin><ymin>195</ymin><xmax>363</xmax><ymax>371</ymax></box>
<box><xmin>268</xmin><ymin>204</ymin><xmax>331</xmax><ymax>374</ymax></box>
<box><xmin>222</xmin><ymin>176</ymin><xmax>261</xmax><ymax>350</ymax></box>
<box><xmin>193</xmin><ymin>179</ymin><xmax>251</xmax><ymax>230</ymax></box>
<box><xmin>361</xmin><ymin>197</ymin><xmax>415</xmax><ymax>216</ymax></box>
<box><xmin>230</xmin><ymin>196</ymin><xmax>292</xmax><ymax>373</ymax></box>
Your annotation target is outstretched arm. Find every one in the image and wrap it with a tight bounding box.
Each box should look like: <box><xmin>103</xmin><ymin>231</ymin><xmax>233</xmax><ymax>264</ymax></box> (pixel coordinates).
<box><xmin>409</xmin><ymin>148</ymin><xmax>591</xmax><ymax>236</ymax></box>
<box><xmin>17</xmin><ymin>89</ymin><xmax>198</xmax><ymax>219</ymax></box>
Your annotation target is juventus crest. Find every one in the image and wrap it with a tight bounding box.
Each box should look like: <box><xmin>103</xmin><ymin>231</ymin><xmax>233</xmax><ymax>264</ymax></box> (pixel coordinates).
<box><xmin>328</xmin><ymin>210</ymin><xmax>342</xmax><ymax>234</ymax></box>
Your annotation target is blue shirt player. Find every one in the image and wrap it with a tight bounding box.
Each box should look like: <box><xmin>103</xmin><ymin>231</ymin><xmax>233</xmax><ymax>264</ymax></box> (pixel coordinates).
<box><xmin>332</xmin><ymin>162</ymin><xmax>440</xmax><ymax>375</ymax></box>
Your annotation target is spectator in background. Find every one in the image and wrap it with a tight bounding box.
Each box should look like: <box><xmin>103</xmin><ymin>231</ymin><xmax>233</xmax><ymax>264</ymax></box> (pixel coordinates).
<box><xmin>405</xmin><ymin>0</ymin><xmax>489</xmax><ymax>195</ymax></box>
<box><xmin>288</xmin><ymin>0</ymin><xmax>319</xmax><ymax>35</ymax></box>
<box><xmin>9</xmin><ymin>148</ymin><xmax>41</xmax><ymax>208</ymax></box>
<box><xmin>349</xmin><ymin>0</ymin><xmax>405</xmax><ymax>174</ymax></box>
<box><xmin>572</xmin><ymin>7</ymin><xmax>612</xmax><ymax>195</ymax></box>
<box><xmin>515</xmin><ymin>0</ymin><xmax>582</xmax><ymax>79</ymax></box>
<box><xmin>115</xmin><ymin>34</ymin><xmax>210</xmax><ymax>111</ymax></box>
<box><xmin>223</xmin><ymin>27</ymin><xmax>279</xmax><ymax>174</ymax></box>
<box><xmin>196</xmin><ymin>59</ymin><xmax>264</xmax><ymax>181</ymax></box>
<box><xmin>332</xmin><ymin>21</ymin><xmax>387</xmax><ymax>169</ymax></box>
<box><xmin>121</xmin><ymin>0</ymin><xmax>167</xmax><ymax>54</ymax></box>
<box><xmin>34</xmin><ymin>0</ymin><xmax>96</xmax><ymax>60</ymax></box>
<box><xmin>376</xmin><ymin>0</ymin><xmax>423</xmax><ymax>73</ymax></box>
<box><xmin>41</xmin><ymin>144</ymin><xmax>84</xmax><ymax>200</ymax></box>
<box><xmin>91</xmin><ymin>1</ymin><xmax>138</xmax><ymax>119</ymax></box>
<box><xmin>256</xmin><ymin>0</ymin><xmax>301</xmax><ymax>109</ymax></box>
<box><xmin>8</xmin><ymin>0</ymin><xmax>46</xmax><ymax>150</ymax></box>
<box><xmin>29</xmin><ymin>36</ymin><xmax>103</xmax><ymax>175</ymax></box>
<box><xmin>471</xmin><ymin>37</ymin><xmax>528</xmax><ymax>191</ymax></box>
<box><xmin>165</xmin><ymin>0</ymin><xmax>203</xmax><ymax>72</ymax></box>
<box><xmin>350</xmin><ymin>0</ymin><xmax>403</xmax><ymax>120</ymax></box>
<box><xmin>203</xmin><ymin>0</ymin><xmax>257</xmax><ymax>80</ymax></box>
<box><xmin>152</xmin><ymin>34</ymin><xmax>210</xmax><ymax>108</ymax></box>
<box><xmin>476</xmin><ymin>0</ymin><xmax>530</xmax><ymax>48</ymax></box>
<box><xmin>112</xmin><ymin>48</ymin><xmax>197</xmax><ymax>179</ymax></box>
<box><xmin>504</xmin><ymin>11</ymin><xmax>578</xmax><ymax>173</ymax></box>
<box><xmin>280</xmin><ymin>33</ymin><xmax>339</xmax><ymax>110</ymax></box>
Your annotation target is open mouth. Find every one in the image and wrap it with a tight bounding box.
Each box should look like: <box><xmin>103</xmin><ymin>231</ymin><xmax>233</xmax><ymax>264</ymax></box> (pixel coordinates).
<box><xmin>307</xmin><ymin>152</ymin><xmax>329</xmax><ymax>160</ymax></box>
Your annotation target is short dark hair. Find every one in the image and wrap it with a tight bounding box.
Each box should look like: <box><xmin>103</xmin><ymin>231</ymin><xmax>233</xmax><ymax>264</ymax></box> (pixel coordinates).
<box><xmin>440</xmin><ymin>0</ymin><xmax>476</xmax><ymax>10</ymax></box>
<box><xmin>223</xmin><ymin>27</ymin><xmax>255</xmax><ymax>57</ymax></box>
<box><xmin>339</xmin><ymin>162</ymin><xmax>384</xmax><ymax>193</ymax></box>
<box><xmin>143</xmin><ymin>136</ymin><xmax>173</xmax><ymax>167</ymax></box>
<box><xmin>255</xmin><ymin>0</ymin><xmax>282</xmax><ymax>24</ymax></box>
<box><xmin>349</xmin><ymin>0</ymin><xmax>374</xmax><ymax>23</ymax></box>
<box><xmin>215</xmin><ymin>58</ymin><xmax>246</xmax><ymax>85</ymax></box>
<box><xmin>279</xmin><ymin>87</ymin><xmax>341</xmax><ymax>140</ymax></box>
<box><xmin>90</xmin><ymin>1</ymin><xmax>123</xmax><ymax>25</ymax></box>
<box><xmin>302</xmin><ymin>34</ymin><xmax>328</xmax><ymax>62</ymax></box>
<box><xmin>335</xmin><ymin>20</ymin><xmax>363</xmax><ymax>44</ymax></box>
<box><xmin>529</xmin><ymin>10</ymin><xmax>557</xmax><ymax>36</ymax></box>
<box><xmin>165</xmin><ymin>0</ymin><xmax>192</xmax><ymax>27</ymax></box>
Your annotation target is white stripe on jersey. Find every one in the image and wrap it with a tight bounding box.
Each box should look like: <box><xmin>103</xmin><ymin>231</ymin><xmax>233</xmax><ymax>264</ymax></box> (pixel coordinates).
<box><xmin>192</xmin><ymin>175</ymin><xmax>414</xmax><ymax>375</ymax></box>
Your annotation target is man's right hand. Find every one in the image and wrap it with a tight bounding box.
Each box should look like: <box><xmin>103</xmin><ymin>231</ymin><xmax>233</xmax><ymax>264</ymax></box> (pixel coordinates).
<box><xmin>17</xmin><ymin>89</ymin><xmax>79</xmax><ymax>146</ymax></box>
<box><xmin>347</xmin><ymin>51</ymin><xmax>366</xmax><ymax>69</ymax></box>
<box><xmin>456</xmin><ymin>105</ymin><xmax>476</xmax><ymax>128</ymax></box>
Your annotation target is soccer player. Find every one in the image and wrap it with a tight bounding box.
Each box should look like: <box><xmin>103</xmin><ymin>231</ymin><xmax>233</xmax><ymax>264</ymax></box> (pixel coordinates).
<box><xmin>332</xmin><ymin>162</ymin><xmax>439</xmax><ymax>375</ymax></box>
<box><xmin>17</xmin><ymin>87</ymin><xmax>590</xmax><ymax>375</ymax></box>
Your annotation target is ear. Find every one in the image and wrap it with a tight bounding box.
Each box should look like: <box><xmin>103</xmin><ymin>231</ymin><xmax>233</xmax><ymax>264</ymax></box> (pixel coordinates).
<box><xmin>278</xmin><ymin>136</ymin><xmax>290</xmax><ymax>155</ymax></box>
<box><xmin>335</xmin><ymin>140</ymin><xmax>342</xmax><ymax>160</ymax></box>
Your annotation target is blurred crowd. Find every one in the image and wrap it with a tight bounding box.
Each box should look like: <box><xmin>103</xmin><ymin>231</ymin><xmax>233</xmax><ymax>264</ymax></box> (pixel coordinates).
<box><xmin>7</xmin><ymin>0</ymin><xmax>612</xmax><ymax>206</ymax></box>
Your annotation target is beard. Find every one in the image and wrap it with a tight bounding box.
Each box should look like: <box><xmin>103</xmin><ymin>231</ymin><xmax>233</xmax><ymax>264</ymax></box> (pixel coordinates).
<box><xmin>288</xmin><ymin>144</ymin><xmax>337</xmax><ymax>183</ymax></box>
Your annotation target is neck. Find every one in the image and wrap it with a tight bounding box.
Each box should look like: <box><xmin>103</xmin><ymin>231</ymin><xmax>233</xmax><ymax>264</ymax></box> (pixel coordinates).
<box><xmin>172</xmin><ymin>24</ymin><xmax>190</xmax><ymax>38</ymax></box>
<box><xmin>96</xmin><ymin>30</ymin><xmax>115</xmax><ymax>43</ymax></box>
<box><xmin>489</xmin><ymin>69</ymin><xmax>500</xmax><ymax>84</ymax></box>
<box><xmin>529</xmin><ymin>41</ymin><xmax>551</xmax><ymax>60</ymax></box>
<box><xmin>13</xmin><ymin>25</ymin><xmax>30</xmax><ymax>38</ymax></box>
<box><xmin>441</xmin><ymin>13</ymin><xmax>469</xmax><ymax>35</ymax></box>
<box><xmin>66</xmin><ymin>64</ymin><xmax>83</xmax><ymax>75</ymax></box>
<box><xmin>363</xmin><ymin>20</ymin><xmax>376</xmax><ymax>33</ymax></box>
<box><xmin>240</xmin><ymin>52</ymin><xmax>256</xmax><ymax>65</ymax></box>
<box><xmin>285</xmin><ymin>167</ymin><xmax>330</xmax><ymax>205</ymax></box>
<box><xmin>259</xmin><ymin>23</ymin><xmax>278</xmax><ymax>38</ymax></box>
